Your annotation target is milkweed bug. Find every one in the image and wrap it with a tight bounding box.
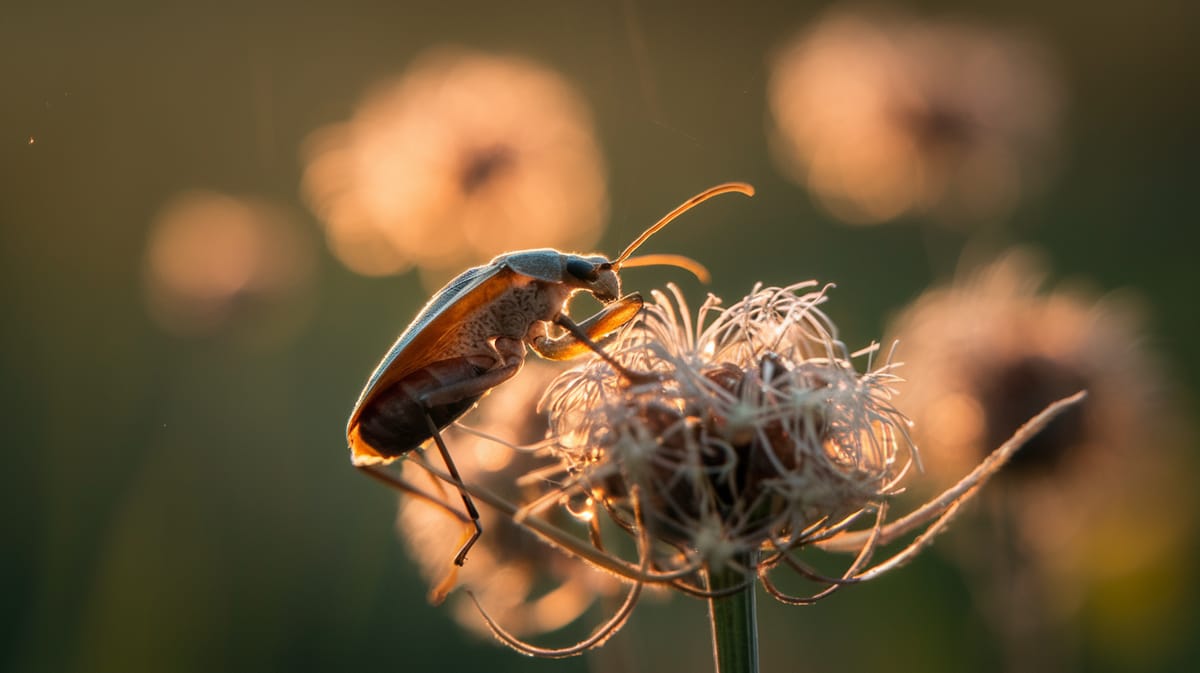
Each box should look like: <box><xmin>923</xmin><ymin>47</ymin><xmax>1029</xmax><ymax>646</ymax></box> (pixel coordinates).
<box><xmin>347</xmin><ymin>182</ymin><xmax>755</xmax><ymax>566</ymax></box>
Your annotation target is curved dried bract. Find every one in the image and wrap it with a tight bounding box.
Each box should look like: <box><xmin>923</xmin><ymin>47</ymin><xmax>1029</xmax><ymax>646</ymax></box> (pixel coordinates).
<box><xmin>817</xmin><ymin>390</ymin><xmax>1086</xmax><ymax>555</ymax></box>
<box><xmin>758</xmin><ymin>505</ymin><xmax>886</xmax><ymax>605</ymax></box>
<box><xmin>467</xmin><ymin>489</ymin><xmax>652</xmax><ymax>657</ymax></box>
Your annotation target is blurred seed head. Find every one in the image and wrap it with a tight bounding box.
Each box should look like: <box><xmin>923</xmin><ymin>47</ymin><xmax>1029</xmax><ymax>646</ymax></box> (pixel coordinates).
<box><xmin>891</xmin><ymin>250</ymin><xmax>1153</xmax><ymax>484</ymax></box>
<box><xmin>397</xmin><ymin>362</ymin><xmax>617</xmax><ymax>637</ymax></box>
<box><xmin>768</xmin><ymin>6</ymin><xmax>1062</xmax><ymax>225</ymax></box>
<box><xmin>302</xmin><ymin>47</ymin><xmax>608</xmax><ymax>284</ymax></box>
<box><xmin>143</xmin><ymin>190</ymin><xmax>316</xmax><ymax>339</ymax></box>
<box><xmin>543</xmin><ymin>283</ymin><xmax>912</xmax><ymax>571</ymax></box>
<box><xmin>887</xmin><ymin>249</ymin><xmax>1195</xmax><ymax>617</ymax></box>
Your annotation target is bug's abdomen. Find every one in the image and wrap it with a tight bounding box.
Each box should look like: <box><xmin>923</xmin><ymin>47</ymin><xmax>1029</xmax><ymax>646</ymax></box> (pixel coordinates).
<box><xmin>350</xmin><ymin>358</ymin><xmax>488</xmax><ymax>464</ymax></box>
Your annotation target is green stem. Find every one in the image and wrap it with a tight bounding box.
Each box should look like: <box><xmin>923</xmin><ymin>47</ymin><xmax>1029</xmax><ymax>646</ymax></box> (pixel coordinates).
<box><xmin>706</xmin><ymin>556</ymin><xmax>759</xmax><ymax>673</ymax></box>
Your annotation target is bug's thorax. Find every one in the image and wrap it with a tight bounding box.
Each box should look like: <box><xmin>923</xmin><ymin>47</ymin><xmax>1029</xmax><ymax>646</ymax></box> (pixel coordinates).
<box><xmin>498</xmin><ymin>250</ymin><xmax>621</xmax><ymax>302</ymax></box>
<box><xmin>430</xmin><ymin>275</ymin><xmax>574</xmax><ymax>360</ymax></box>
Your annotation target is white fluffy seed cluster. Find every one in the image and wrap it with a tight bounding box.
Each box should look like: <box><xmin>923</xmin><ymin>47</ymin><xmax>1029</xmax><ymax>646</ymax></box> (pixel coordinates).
<box><xmin>542</xmin><ymin>282</ymin><xmax>914</xmax><ymax>564</ymax></box>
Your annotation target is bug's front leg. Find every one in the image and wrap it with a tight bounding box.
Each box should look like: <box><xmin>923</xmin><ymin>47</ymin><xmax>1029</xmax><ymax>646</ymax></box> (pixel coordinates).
<box><xmin>529</xmin><ymin>293</ymin><xmax>644</xmax><ymax>361</ymax></box>
<box><xmin>531</xmin><ymin>294</ymin><xmax>658</xmax><ymax>383</ymax></box>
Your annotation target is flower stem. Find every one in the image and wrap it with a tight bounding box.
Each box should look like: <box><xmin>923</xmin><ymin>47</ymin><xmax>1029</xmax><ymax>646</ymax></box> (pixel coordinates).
<box><xmin>706</xmin><ymin>556</ymin><xmax>759</xmax><ymax>673</ymax></box>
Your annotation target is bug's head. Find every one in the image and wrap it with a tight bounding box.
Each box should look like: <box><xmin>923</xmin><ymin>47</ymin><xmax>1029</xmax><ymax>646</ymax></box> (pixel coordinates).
<box><xmin>562</xmin><ymin>183</ymin><xmax>755</xmax><ymax>305</ymax></box>
<box><xmin>564</xmin><ymin>254</ymin><xmax>621</xmax><ymax>303</ymax></box>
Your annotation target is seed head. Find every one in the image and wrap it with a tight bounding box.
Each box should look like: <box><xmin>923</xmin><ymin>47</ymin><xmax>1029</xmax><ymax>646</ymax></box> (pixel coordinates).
<box><xmin>543</xmin><ymin>283</ymin><xmax>913</xmax><ymax>569</ymax></box>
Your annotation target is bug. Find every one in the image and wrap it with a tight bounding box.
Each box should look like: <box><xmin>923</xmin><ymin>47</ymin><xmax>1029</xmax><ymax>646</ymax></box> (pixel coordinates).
<box><xmin>346</xmin><ymin>182</ymin><xmax>755</xmax><ymax>567</ymax></box>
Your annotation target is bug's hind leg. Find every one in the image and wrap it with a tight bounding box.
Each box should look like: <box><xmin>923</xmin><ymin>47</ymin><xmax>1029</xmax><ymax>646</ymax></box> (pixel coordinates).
<box><xmin>413</xmin><ymin>342</ymin><xmax>525</xmax><ymax>566</ymax></box>
<box><xmin>421</xmin><ymin>409</ymin><xmax>483</xmax><ymax>566</ymax></box>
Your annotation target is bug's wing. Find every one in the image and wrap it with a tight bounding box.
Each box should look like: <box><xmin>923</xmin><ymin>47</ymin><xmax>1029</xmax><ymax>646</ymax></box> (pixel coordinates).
<box><xmin>346</xmin><ymin>264</ymin><xmax>520</xmax><ymax>432</ymax></box>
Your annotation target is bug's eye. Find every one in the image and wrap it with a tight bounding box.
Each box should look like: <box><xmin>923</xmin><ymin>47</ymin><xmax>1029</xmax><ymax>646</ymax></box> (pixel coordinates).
<box><xmin>566</xmin><ymin>259</ymin><xmax>599</xmax><ymax>282</ymax></box>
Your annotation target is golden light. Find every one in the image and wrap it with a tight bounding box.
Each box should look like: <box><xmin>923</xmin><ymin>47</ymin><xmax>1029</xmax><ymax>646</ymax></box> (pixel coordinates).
<box><xmin>768</xmin><ymin>8</ymin><xmax>1062</xmax><ymax>225</ymax></box>
<box><xmin>143</xmin><ymin>190</ymin><xmax>316</xmax><ymax>337</ymax></box>
<box><xmin>302</xmin><ymin>47</ymin><xmax>608</xmax><ymax>285</ymax></box>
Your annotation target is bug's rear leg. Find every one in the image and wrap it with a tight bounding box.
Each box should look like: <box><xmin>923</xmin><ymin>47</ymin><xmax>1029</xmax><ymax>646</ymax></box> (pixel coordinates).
<box><xmin>415</xmin><ymin>340</ymin><xmax>525</xmax><ymax>565</ymax></box>
<box><xmin>421</xmin><ymin>410</ymin><xmax>483</xmax><ymax>566</ymax></box>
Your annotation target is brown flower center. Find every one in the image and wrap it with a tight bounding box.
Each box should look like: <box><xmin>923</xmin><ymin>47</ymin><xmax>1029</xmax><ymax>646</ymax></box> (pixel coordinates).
<box><xmin>981</xmin><ymin>355</ymin><xmax>1088</xmax><ymax>476</ymax></box>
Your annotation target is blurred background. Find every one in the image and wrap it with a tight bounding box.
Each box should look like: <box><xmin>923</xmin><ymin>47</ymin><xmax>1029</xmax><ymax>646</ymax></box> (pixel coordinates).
<box><xmin>3</xmin><ymin>1</ymin><xmax>1198</xmax><ymax>671</ymax></box>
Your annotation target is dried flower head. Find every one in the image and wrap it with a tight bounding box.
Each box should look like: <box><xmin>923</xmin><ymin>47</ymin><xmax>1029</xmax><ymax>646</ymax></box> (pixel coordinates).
<box><xmin>887</xmin><ymin>249</ymin><xmax>1194</xmax><ymax>666</ymax></box>
<box><xmin>302</xmin><ymin>47</ymin><xmax>607</xmax><ymax>283</ymax></box>
<box><xmin>768</xmin><ymin>7</ymin><xmax>1062</xmax><ymax>225</ymax></box>
<box><xmin>396</xmin><ymin>362</ymin><xmax>617</xmax><ymax>637</ymax></box>
<box><xmin>544</xmin><ymin>283</ymin><xmax>912</xmax><ymax>574</ymax></box>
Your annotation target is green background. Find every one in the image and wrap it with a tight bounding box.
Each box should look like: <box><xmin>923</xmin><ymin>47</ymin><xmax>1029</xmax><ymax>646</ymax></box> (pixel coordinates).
<box><xmin>3</xmin><ymin>1</ymin><xmax>1197</xmax><ymax>671</ymax></box>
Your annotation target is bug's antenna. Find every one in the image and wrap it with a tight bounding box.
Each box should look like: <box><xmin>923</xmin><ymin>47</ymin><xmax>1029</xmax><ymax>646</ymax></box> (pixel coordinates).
<box><xmin>618</xmin><ymin>253</ymin><xmax>711</xmax><ymax>283</ymax></box>
<box><xmin>613</xmin><ymin>182</ymin><xmax>755</xmax><ymax>266</ymax></box>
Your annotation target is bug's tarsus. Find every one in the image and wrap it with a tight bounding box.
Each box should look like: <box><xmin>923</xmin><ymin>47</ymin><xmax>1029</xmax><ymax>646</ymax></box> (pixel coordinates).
<box><xmin>420</xmin><ymin>409</ymin><xmax>483</xmax><ymax>566</ymax></box>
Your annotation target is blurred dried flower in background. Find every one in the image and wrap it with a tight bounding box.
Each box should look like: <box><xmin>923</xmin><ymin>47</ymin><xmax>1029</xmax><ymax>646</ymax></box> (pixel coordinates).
<box><xmin>887</xmin><ymin>249</ymin><xmax>1196</xmax><ymax>670</ymax></box>
<box><xmin>302</xmin><ymin>47</ymin><xmax>608</xmax><ymax>283</ymax></box>
<box><xmin>397</xmin><ymin>362</ymin><xmax>618</xmax><ymax>638</ymax></box>
<box><xmin>143</xmin><ymin>190</ymin><xmax>316</xmax><ymax>338</ymax></box>
<box><xmin>889</xmin><ymin>250</ymin><xmax>1152</xmax><ymax>483</ymax></box>
<box><xmin>768</xmin><ymin>7</ymin><xmax>1062</xmax><ymax>225</ymax></box>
